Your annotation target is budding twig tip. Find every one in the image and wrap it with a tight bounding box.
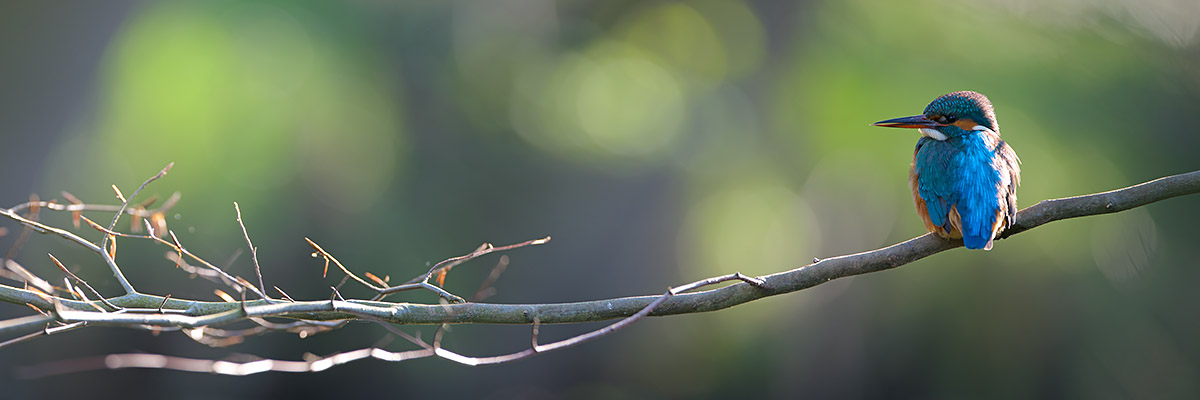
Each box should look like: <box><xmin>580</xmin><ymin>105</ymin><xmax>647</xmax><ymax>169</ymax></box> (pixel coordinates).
<box><xmin>159</xmin><ymin>162</ymin><xmax>175</xmax><ymax>177</ymax></box>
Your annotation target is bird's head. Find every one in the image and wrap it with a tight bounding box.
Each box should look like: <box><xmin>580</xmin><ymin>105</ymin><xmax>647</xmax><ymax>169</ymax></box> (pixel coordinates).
<box><xmin>873</xmin><ymin>91</ymin><xmax>999</xmax><ymax>141</ymax></box>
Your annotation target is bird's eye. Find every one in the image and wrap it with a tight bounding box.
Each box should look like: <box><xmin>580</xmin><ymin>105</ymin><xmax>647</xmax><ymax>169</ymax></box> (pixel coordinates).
<box><xmin>933</xmin><ymin>115</ymin><xmax>957</xmax><ymax>124</ymax></box>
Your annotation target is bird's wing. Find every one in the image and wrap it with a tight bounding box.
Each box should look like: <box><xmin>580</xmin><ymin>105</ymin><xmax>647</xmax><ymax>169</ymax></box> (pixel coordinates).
<box><xmin>996</xmin><ymin>139</ymin><xmax>1021</xmax><ymax>228</ymax></box>
<box><xmin>914</xmin><ymin>138</ymin><xmax>954</xmax><ymax>229</ymax></box>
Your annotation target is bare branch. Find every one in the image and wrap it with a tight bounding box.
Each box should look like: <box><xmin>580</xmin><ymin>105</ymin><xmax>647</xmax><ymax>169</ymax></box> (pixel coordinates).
<box><xmin>1</xmin><ymin>169</ymin><xmax>1197</xmax><ymax>376</ymax></box>
<box><xmin>25</xmin><ymin>169</ymin><xmax>1195</xmax><ymax>326</ymax></box>
<box><xmin>19</xmin><ymin>271</ymin><xmax>762</xmax><ymax>375</ymax></box>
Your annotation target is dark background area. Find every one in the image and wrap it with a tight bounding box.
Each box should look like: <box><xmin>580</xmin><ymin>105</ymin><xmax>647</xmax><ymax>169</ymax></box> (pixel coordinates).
<box><xmin>2</xmin><ymin>0</ymin><xmax>1199</xmax><ymax>398</ymax></box>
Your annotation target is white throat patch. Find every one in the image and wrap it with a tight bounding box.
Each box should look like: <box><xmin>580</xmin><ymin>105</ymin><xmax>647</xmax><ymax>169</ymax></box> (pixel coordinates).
<box><xmin>919</xmin><ymin>128</ymin><xmax>947</xmax><ymax>141</ymax></box>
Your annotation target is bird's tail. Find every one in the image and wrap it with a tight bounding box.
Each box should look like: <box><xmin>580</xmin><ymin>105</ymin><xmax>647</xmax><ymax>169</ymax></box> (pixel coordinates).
<box><xmin>961</xmin><ymin>206</ymin><xmax>1005</xmax><ymax>250</ymax></box>
<box><xmin>962</xmin><ymin>232</ymin><xmax>994</xmax><ymax>250</ymax></box>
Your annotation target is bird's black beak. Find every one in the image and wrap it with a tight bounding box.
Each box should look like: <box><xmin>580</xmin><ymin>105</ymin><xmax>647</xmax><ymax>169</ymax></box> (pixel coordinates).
<box><xmin>872</xmin><ymin>115</ymin><xmax>942</xmax><ymax>129</ymax></box>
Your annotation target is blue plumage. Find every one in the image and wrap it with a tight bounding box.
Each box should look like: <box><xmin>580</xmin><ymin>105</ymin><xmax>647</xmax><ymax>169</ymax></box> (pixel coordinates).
<box><xmin>875</xmin><ymin>91</ymin><xmax>1020</xmax><ymax>250</ymax></box>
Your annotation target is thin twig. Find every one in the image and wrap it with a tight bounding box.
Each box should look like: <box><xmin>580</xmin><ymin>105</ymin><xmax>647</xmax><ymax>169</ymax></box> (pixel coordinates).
<box><xmin>154</xmin><ymin>229</ymin><xmax>267</xmax><ymax>300</ymax></box>
<box><xmin>3</xmin><ymin>195</ymin><xmax>41</xmax><ymax>265</ymax></box>
<box><xmin>378</xmin><ymin>237</ymin><xmax>551</xmax><ymax>302</ymax></box>
<box><xmin>233</xmin><ymin>202</ymin><xmax>268</xmax><ymax>299</ymax></box>
<box><xmin>7</xmin><ymin>199</ymin><xmax>161</xmax><ymax>216</ymax></box>
<box><xmin>3</xmin><ymin>259</ymin><xmax>55</xmax><ymax>294</ymax></box>
<box><xmin>99</xmin><ymin>162</ymin><xmax>173</xmax><ymax>294</ymax></box>
<box><xmin>304</xmin><ymin>238</ymin><xmax>381</xmax><ymax>291</ymax></box>
<box><xmin>470</xmin><ymin>255</ymin><xmax>510</xmax><ymax>302</ymax></box>
<box><xmin>275</xmin><ymin>286</ymin><xmax>295</xmax><ymax>303</ymax></box>
<box><xmin>0</xmin><ymin>328</ymin><xmax>49</xmax><ymax>350</ymax></box>
<box><xmin>0</xmin><ymin>209</ymin><xmax>134</xmax><ymax>295</ymax></box>
<box><xmin>304</xmin><ymin>237</ymin><xmax>552</xmax><ymax>304</ymax></box>
<box><xmin>47</xmin><ymin>254</ymin><xmax>120</xmax><ymax>311</ymax></box>
<box><xmin>403</xmin><ymin>236</ymin><xmax>552</xmax><ymax>286</ymax></box>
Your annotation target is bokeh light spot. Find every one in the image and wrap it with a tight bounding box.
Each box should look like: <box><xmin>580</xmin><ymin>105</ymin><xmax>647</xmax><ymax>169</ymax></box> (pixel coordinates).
<box><xmin>621</xmin><ymin>3</ymin><xmax>728</xmax><ymax>84</ymax></box>
<box><xmin>680</xmin><ymin>172</ymin><xmax>819</xmax><ymax>278</ymax></box>
<box><xmin>576</xmin><ymin>54</ymin><xmax>684</xmax><ymax>156</ymax></box>
<box><xmin>512</xmin><ymin>42</ymin><xmax>686</xmax><ymax>163</ymax></box>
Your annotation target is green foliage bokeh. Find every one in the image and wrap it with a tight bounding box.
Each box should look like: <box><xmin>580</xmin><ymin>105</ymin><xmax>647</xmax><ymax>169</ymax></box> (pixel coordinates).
<box><xmin>3</xmin><ymin>0</ymin><xmax>1199</xmax><ymax>398</ymax></box>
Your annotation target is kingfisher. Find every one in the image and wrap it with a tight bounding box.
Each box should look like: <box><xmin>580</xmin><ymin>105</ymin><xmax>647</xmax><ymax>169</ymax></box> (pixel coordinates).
<box><xmin>873</xmin><ymin>91</ymin><xmax>1021</xmax><ymax>250</ymax></box>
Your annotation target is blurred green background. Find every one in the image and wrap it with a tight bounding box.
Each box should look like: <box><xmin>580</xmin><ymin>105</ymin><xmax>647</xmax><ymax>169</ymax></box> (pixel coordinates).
<box><xmin>2</xmin><ymin>0</ymin><xmax>1199</xmax><ymax>398</ymax></box>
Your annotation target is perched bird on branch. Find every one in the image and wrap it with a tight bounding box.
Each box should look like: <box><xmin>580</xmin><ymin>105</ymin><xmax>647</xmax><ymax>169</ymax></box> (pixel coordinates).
<box><xmin>873</xmin><ymin>91</ymin><xmax>1021</xmax><ymax>250</ymax></box>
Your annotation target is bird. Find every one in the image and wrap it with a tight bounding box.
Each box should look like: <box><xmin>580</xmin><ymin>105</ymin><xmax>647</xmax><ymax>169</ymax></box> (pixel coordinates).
<box><xmin>873</xmin><ymin>91</ymin><xmax>1020</xmax><ymax>250</ymax></box>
